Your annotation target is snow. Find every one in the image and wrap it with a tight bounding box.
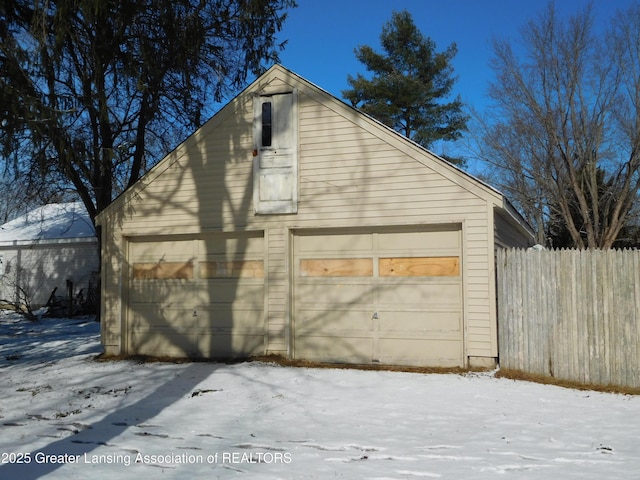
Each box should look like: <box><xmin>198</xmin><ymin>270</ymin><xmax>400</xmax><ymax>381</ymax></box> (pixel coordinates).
<box><xmin>1</xmin><ymin>311</ymin><xmax>639</xmax><ymax>479</ymax></box>
<box><xmin>0</xmin><ymin>203</ymin><xmax>95</xmax><ymax>244</ymax></box>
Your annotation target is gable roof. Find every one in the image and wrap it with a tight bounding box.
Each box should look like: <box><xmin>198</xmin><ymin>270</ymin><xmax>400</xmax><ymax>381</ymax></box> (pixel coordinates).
<box><xmin>96</xmin><ymin>64</ymin><xmax>533</xmax><ymax>237</ymax></box>
<box><xmin>0</xmin><ymin>202</ymin><xmax>96</xmax><ymax>246</ymax></box>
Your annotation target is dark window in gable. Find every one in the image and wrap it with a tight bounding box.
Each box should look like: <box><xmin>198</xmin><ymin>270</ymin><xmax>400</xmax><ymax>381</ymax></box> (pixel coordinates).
<box><xmin>261</xmin><ymin>102</ymin><xmax>272</xmax><ymax>147</ymax></box>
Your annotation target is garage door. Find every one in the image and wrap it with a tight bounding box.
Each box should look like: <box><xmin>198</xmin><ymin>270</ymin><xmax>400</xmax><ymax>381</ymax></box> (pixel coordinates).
<box><xmin>293</xmin><ymin>227</ymin><xmax>463</xmax><ymax>367</ymax></box>
<box><xmin>127</xmin><ymin>232</ymin><xmax>265</xmax><ymax>358</ymax></box>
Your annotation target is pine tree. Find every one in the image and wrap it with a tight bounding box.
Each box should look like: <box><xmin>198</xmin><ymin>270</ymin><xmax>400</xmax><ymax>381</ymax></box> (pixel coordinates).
<box><xmin>342</xmin><ymin>10</ymin><xmax>468</xmax><ymax>152</ymax></box>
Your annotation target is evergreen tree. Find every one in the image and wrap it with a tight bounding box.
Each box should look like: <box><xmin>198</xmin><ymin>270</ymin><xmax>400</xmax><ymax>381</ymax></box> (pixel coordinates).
<box><xmin>342</xmin><ymin>10</ymin><xmax>468</xmax><ymax>152</ymax></box>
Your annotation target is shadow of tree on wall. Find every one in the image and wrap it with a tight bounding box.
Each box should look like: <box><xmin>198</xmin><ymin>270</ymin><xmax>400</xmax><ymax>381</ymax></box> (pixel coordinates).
<box><xmin>0</xmin><ymin>243</ymin><xmax>98</xmax><ymax>313</ymax></box>
<box><xmin>0</xmin><ymin>74</ymin><xmax>418</xmax><ymax>480</ymax></box>
<box><xmin>290</xmin><ymin>117</ymin><xmax>466</xmax><ymax>367</ymax></box>
<box><xmin>0</xmin><ymin>88</ymin><xmax>266</xmax><ymax>480</ymax></box>
<box><xmin>103</xmin><ymin>73</ymin><xmax>466</xmax><ymax>370</ymax></box>
<box><xmin>107</xmin><ymin>87</ymin><xmax>260</xmax><ymax>362</ymax></box>
<box><xmin>100</xmin><ymin>76</ymin><xmax>392</xmax><ymax>368</ymax></box>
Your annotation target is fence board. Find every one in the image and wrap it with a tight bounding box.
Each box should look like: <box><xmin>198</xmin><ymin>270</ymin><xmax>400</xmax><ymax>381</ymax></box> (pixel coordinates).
<box><xmin>497</xmin><ymin>248</ymin><xmax>640</xmax><ymax>389</ymax></box>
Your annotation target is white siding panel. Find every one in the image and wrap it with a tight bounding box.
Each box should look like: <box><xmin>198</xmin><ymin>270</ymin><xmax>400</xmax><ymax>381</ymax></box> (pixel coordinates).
<box><xmin>0</xmin><ymin>242</ymin><xmax>98</xmax><ymax>308</ymax></box>
<box><xmin>265</xmin><ymin>227</ymin><xmax>288</xmax><ymax>354</ymax></box>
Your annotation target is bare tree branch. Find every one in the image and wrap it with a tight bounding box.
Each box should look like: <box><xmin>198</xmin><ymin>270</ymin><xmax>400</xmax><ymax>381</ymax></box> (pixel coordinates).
<box><xmin>476</xmin><ymin>2</ymin><xmax>640</xmax><ymax>248</ymax></box>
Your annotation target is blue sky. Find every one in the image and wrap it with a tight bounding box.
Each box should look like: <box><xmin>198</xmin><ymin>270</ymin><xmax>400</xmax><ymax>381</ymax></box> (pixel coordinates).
<box><xmin>275</xmin><ymin>0</ymin><xmax>637</xmax><ymax>163</ymax></box>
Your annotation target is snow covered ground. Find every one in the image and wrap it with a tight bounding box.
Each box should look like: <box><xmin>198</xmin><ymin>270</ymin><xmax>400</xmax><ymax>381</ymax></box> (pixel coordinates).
<box><xmin>1</xmin><ymin>311</ymin><xmax>639</xmax><ymax>479</ymax></box>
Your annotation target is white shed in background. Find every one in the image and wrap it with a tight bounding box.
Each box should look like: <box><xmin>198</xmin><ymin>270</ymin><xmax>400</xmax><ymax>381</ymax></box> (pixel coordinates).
<box><xmin>0</xmin><ymin>202</ymin><xmax>98</xmax><ymax>309</ymax></box>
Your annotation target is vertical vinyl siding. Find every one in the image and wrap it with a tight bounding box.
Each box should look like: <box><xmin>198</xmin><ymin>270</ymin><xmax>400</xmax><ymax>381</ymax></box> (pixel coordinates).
<box><xmin>461</xmin><ymin>234</ymin><xmax>494</xmax><ymax>358</ymax></box>
<box><xmin>101</xmin><ymin>228</ymin><xmax>124</xmax><ymax>355</ymax></box>
<box><xmin>265</xmin><ymin>226</ymin><xmax>288</xmax><ymax>354</ymax></box>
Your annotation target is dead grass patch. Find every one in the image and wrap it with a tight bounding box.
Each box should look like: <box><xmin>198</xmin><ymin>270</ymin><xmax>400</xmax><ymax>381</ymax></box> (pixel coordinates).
<box><xmin>96</xmin><ymin>352</ymin><xmax>488</xmax><ymax>375</ymax></box>
<box><xmin>248</xmin><ymin>354</ymin><xmax>481</xmax><ymax>375</ymax></box>
<box><xmin>497</xmin><ymin>368</ymin><xmax>640</xmax><ymax>396</ymax></box>
<box><xmin>96</xmin><ymin>354</ymin><xmax>640</xmax><ymax>395</ymax></box>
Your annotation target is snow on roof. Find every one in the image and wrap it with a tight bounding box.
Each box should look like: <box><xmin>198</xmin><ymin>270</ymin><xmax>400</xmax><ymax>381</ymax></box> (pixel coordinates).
<box><xmin>0</xmin><ymin>202</ymin><xmax>95</xmax><ymax>244</ymax></box>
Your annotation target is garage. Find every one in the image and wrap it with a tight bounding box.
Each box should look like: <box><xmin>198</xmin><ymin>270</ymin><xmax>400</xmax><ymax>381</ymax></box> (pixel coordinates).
<box><xmin>126</xmin><ymin>232</ymin><xmax>265</xmax><ymax>358</ymax></box>
<box><xmin>97</xmin><ymin>66</ymin><xmax>534</xmax><ymax>366</ymax></box>
<box><xmin>293</xmin><ymin>226</ymin><xmax>463</xmax><ymax>367</ymax></box>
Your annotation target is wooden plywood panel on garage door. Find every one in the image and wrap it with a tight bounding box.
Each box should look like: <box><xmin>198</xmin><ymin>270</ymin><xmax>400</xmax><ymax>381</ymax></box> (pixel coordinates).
<box><xmin>127</xmin><ymin>233</ymin><xmax>265</xmax><ymax>358</ymax></box>
<box><xmin>133</xmin><ymin>262</ymin><xmax>194</xmax><ymax>280</ymax></box>
<box><xmin>293</xmin><ymin>227</ymin><xmax>463</xmax><ymax>367</ymax></box>
<box><xmin>300</xmin><ymin>258</ymin><xmax>373</xmax><ymax>277</ymax></box>
<box><xmin>379</xmin><ymin>257</ymin><xmax>460</xmax><ymax>277</ymax></box>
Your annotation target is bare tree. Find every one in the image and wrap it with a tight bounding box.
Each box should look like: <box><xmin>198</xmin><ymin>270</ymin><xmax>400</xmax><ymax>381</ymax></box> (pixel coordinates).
<box><xmin>0</xmin><ymin>0</ymin><xmax>295</xmax><ymax>226</ymax></box>
<box><xmin>476</xmin><ymin>2</ymin><xmax>640</xmax><ymax>248</ymax></box>
<box><xmin>0</xmin><ymin>165</ymin><xmax>72</xmax><ymax>224</ymax></box>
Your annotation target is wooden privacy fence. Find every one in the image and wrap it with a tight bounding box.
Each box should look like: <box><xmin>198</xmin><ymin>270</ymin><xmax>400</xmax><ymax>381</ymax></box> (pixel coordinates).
<box><xmin>496</xmin><ymin>248</ymin><xmax>640</xmax><ymax>389</ymax></box>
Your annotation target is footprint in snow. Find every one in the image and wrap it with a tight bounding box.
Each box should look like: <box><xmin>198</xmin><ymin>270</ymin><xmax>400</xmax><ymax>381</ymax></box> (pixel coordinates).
<box><xmin>347</xmin><ymin>444</ymin><xmax>381</xmax><ymax>452</ymax></box>
<box><xmin>196</xmin><ymin>433</ymin><xmax>225</xmax><ymax>439</ymax></box>
<box><xmin>221</xmin><ymin>464</ymin><xmax>245</xmax><ymax>473</ymax></box>
<box><xmin>327</xmin><ymin>453</ymin><xmax>416</xmax><ymax>463</ymax></box>
<box><xmin>301</xmin><ymin>443</ymin><xmax>348</xmax><ymax>451</ymax></box>
<box><xmin>234</xmin><ymin>443</ymin><xmax>287</xmax><ymax>451</ymax></box>
<box><xmin>53</xmin><ymin>422</ymin><xmax>93</xmax><ymax>434</ymax></box>
<box><xmin>70</xmin><ymin>440</ymin><xmax>109</xmax><ymax>446</ymax></box>
<box><xmin>134</xmin><ymin>432</ymin><xmax>170</xmax><ymax>438</ymax></box>
<box><xmin>395</xmin><ymin>470</ymin><xmax>443</xmax><ymax>478</ymax></box>
<box><xmin>420</xmin><ymin>445</ymin><xmax>462</xmax><ymax>451</ymax></box>
<box><xmin>27</xmin><ymin>413</ymin><xmax>51</xmax><ymax>421</ymax></box>
<box><xmin>57</xmin><ymin>426</ymin><xmax>81</xmax><ymax>434</ymax></box>
<box><xmin>596</xmin><ymin>444</ymin><xmax>614</xmax><ymax>454</ymax></box>
<box><xmin>146</xmin><ymin>463</ymin><xmax>176</xmax><ymax>470</ymax></box>
<box><xmin>301</xmin><ymin>443</ymin><xmax>381</xmax><ymax>452</ymax></box>
<box><xmin>190</xmin><ymin>389</ymin><xmax>221</xmax><ymax>397</ymax></box>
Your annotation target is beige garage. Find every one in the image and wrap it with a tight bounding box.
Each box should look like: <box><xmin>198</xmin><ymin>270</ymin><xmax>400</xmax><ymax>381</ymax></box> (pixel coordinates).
<box><xmin>294</xmin><ymin>226</ymin><xmax>463</xmax><ymax>366</ymax></box>
<box><xmin>97</xmin><ymin>65</ymin><xmax>533</xmax><ymax>368</ymax></box>
<box><xmin>125</xmin><ymin>232</ymin><xmax>265</xmax><ymax>358</ymax></box>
